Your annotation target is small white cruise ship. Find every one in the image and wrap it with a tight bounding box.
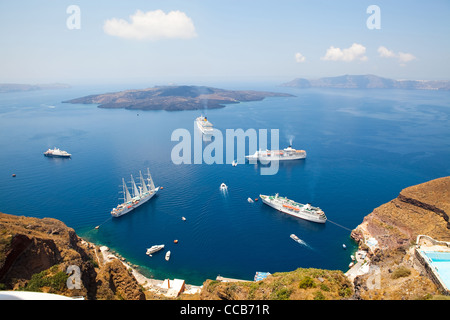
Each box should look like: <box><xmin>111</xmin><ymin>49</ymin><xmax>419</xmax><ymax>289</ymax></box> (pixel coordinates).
<box><xmin>196</xmin><ymin>115</ymin><xmax>213</xmax><ymax>134</ymax></box>
<box><xmin>246</xmin><ymin>146</ymin><xmax>306</xmax><ymax>161</ymax></box>
<box><xmin>260</xmin><ymin>193</ymin><xmax>326</xmax><ymax>224</ymax></box>
<box><xmin>146</xmin><ymin>244</ymin><xmax>165</xmax><ymax>256</ymax></box>
<box><xmin>111</xmin><ymin>168</ymin><xmax>159</xmax><ymax>218</ymax></box>
<box><xmin>43</xmin><ymin>147</ymin><xmax>71</xmax><ymax>158</ymax></box>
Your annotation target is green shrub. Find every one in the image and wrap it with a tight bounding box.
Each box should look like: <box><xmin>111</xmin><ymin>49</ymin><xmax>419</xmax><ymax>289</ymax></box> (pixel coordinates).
<box><xmin>314</xmin><ymin>290</ymin><xmax>326</xmax><ymax>300</ymax></box>
<box><xmin>339</xmin><ymin>286</ymin><xmax>353</xmax><ymax>298</ymax></box>
<box><xmin>320</xmin><ymin>283</ymin><xmax>330</xmax><ymax>292</ymax></box>
<box><xmin>24</xmin><ymin>268</ymin><xmax>68</xmax><ymax>293</ymax></box>
<box><xmin>299</xmin><ymin>276</ymin><xmax>316</xmax><ymax>289</ymax></box>
<box><xmin>270</xmin><ymin>287</ymin><xmax>292</xmax><ymax>300</ymax></box>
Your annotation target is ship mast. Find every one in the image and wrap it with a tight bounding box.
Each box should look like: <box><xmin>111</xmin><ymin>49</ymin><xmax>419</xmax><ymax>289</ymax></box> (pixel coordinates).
<box><xmin>139</xmin><ymin>170</ymin><xmax>149</xmax><ymax>194</ymax></box>
<box><xmin>130</xmin><ymin>175</ymin><xmax>140</xmax><ymax>198</ymax></box>
<box><xmin>122</xmin><ymin>178</ymin><xmax>132</xmax><ymax>203</ymax></box>
<box><xmin>146</xmin><ymin>168</ymin><xmax>156</xmax><ymax>191</ymax></box>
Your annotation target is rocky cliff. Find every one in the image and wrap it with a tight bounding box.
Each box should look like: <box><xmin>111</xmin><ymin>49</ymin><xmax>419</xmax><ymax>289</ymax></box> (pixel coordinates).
<box><xmin>0</xmin><ymin>213</ymin><xmax>145</xmax><ymax>300</ymax></box>
<box><xmin>350</xmin><ymin>176</ymin><xmax>450</xmax><ymax>299</ymax></box>
<box><xmin>351</xmin><ymin>176</ymin><xmax>450</xmax><ymax>250</ymax></box>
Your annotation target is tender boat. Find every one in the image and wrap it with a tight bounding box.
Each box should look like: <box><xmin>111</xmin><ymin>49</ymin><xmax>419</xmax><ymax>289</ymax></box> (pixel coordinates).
<box><xmin>165</xmin><ymin>251</ymin><xmax>171</xmax><ymax>261</ymax></box>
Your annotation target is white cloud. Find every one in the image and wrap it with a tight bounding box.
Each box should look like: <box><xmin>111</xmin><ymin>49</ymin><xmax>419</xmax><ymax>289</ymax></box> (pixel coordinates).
<box><xmin>295</xmin><ymin>52</ymin><xmax>306</xmax><ymax>63</ymax></box>
<box><xmin>377</xmin><ymin>46</ymin><xmax>396</xmax><ymax>58</ymax></box>
<box><xmin>103</xmin><ymin>9</ymin><xmax>197</xmax><ymax>40</ymax></box>
<box><xmin>321</xmin><ymin>43</ymin><xmax>368</xmax><ymax>62</ymax></box>
<box><xmin>378</xmin><ymin>46</ymin><xmax>416</xmax><ymax>64</ymax></box>
<box><xmin>397</xmin><ymin>52</ymin><xmax>416</xmax><ymax>63</ymax></box>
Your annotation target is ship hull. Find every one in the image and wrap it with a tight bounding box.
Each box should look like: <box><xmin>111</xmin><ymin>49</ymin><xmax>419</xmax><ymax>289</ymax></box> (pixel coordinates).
<box><xmin>246</xmin><ymin>154</ymin><xmax>306</xmax><ymax>161</ymax></box>
<box><xmin>111</xmin><ymin>187</ymin><xmax>159</xmax><ymax>218</ymax></box>
<box><xmin>260</xmin><ymin>194</ymin><xmax>326</xmax><ymax>224</ymax></box>
<box><xmin>44</xmin><ymin>154</ymin><xmax>71</xmax><ymax>158</ymax></box>
<box><xmin>246</xmin><ymin>148</ymin><xmax>306</xmax><ymax>161</ymax></box>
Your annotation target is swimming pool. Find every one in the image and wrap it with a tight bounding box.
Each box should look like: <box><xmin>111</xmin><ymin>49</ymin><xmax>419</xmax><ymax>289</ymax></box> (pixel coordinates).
<box><xmin>421</xmin><ymin>251</ymin><xmax>450</xmax><ymax>291</ymax></box>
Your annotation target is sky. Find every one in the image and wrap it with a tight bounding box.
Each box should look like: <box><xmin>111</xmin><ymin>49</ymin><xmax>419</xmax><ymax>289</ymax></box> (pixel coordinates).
<box><xmin>0</xmin><ymin>0</ymin><xmax>449</xmax><ymax>85</ymax></box>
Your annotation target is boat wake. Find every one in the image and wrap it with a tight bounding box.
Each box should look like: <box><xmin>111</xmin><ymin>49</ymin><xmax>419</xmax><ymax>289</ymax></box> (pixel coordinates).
<box><xmin>220</xmin><ymin>183</ymin><xmax>228</xmax><ymax>197</ymax></box>
<box><xmin>296</xmin><ymin>238</ymin><xmax>312</xmax><ymax>249</ymax></box>
<box><xmin>292</xmin><ymin>236</ymin><xmax>314</xmax><ymax>250</ymax></box>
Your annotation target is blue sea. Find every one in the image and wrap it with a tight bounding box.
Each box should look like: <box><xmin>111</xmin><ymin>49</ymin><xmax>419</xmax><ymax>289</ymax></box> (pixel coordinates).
<box><xmin>0</xmin><ymin>83</ymin><xmax>449</xmax><ymax>285</ymax></box>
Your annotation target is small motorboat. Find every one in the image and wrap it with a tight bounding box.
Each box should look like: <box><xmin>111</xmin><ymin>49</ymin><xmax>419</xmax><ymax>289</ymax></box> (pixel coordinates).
<box><xmin>342</xmin><ymin>244</ymin><xmax>347</xmax><ymax>249</ymax></box>
<box><xmin>232</xmin><ymin>160</ymin><xmax>237</xmax><ymax>167</ymax></box>
<box><xmin>247</xmin><ymin>197</ymin><xmax>254</xmax><ymax>203</ymax></box>
<box><xmin>182</xmin><ymin>216</ymin><xmax>186</xmax><ymax>221</ymax></box>
<box><xmin>165</xmin><ymin>251</ymin><xmax>171</xmax><ymax>261</ymax></box>
<box><xmin>220</xmin><ymin>183</ymin><xmax>227</xmax><ymax>190</ymax></box>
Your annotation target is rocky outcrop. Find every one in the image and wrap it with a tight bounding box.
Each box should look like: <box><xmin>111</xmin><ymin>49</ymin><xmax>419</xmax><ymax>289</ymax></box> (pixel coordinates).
<box><xmin>200</xmin><ymin>268</ymin><xmax>353</xmax><ymax>300</ymax></box>
<box><xmin>0</xmin><ymin>213</ymin><xmax>145</xmax><ymax>300</ymax></box>
<box><xmin>95</xmin><ymin>259</ymin><xmax>145</xmax><ymax>300</ymax></box>
<box><xmin>351</xmin><ymin>176</ymin><xmax>450</xmax><ymax>251</ymax></box>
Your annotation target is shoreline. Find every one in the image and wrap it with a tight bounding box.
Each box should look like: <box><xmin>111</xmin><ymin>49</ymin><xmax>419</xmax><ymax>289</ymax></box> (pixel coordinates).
<box><xmin>94</xmin><ymin>243</ymin><xmax>202</xmax><ymax>297</ymax></box>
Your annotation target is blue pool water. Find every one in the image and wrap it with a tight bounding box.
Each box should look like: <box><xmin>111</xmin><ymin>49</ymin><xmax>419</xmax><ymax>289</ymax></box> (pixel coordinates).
<box><xmin>0</xmin><ymin>84</ymin><xmax>449</xmax><ymax>285</ymax></box>
<box><xmin>422</xmin><ymin>251</ymin><xmax>450</xmax><ymax>290</ymax></box>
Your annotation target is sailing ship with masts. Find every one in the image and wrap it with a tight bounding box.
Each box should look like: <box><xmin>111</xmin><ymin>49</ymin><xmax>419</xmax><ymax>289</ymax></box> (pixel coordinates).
<box><xmin>111</xmin><ymin>168</ymin><xmax>159</xmax><ymax>218</ymax></box>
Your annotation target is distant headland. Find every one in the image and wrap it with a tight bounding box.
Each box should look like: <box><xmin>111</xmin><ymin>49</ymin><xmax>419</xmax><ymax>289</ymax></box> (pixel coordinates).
<box><xmin>282</xmin><ymin>74</ymin><xmax>450</xmax><ymax>90</ymax></box>
<box><xmin>0</xmin><ymin>83</ymin><xmax>71</xmax><ymax>93</ymax></box>
<box><xmin>63</xmin><ymin>85</ymin><xmax>294</xmax><ymax>111</ymax></box>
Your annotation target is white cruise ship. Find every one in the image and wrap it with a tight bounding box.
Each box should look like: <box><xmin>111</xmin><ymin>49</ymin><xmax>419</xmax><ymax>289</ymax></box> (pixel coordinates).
<box><xmin>246</xmin><ymin>146</ymin><xmax>306</xmax><ymax>161</ymax></box>
<box><xmin>260</xmin><ymin>193</ymin><xmax>326</xmax><ymax>224</ymax></box>
<box><xmin>196</xmin><ymin>115</ymin><xmax>213</xmax><ymax>134</ymax></box>
<box><xmin>111</xmin><ymin>168</ymin><xmax>159</xmax><ymax>218</ymax></box>
<box><xmin>43</xmin><ymin>147</ymin><xmax>71</xmax><ymax>158</ymax></box>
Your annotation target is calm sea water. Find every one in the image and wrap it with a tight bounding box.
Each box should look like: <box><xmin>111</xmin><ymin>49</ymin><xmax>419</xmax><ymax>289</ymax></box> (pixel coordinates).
<box><xmin>0</xmin><ymin>84</ymin><xmax>449</xmax><ymax>285</ymax></box>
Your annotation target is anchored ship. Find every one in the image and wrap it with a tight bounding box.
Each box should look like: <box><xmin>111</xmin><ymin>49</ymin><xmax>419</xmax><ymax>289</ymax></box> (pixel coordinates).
<box><xmin>260</xmin><ymin>193</ymin><xmax>326</xmax><ymax>224</ymax></box>
<box><xmin>43</xmin><ymin>147</ymin><xmax>71</xmax><ymax>158</ymax></box>
<box><xmin>196</xmin><ymin>115</ymin><xmax>213</xmax><ymax>134</ymax></box>
<box><xmin>246</xmin><ymin>146</ymin><xmax>306</xmax><ymax>161</ymax></box>
<box><xmin>146</xmin><ymin>244</ymin><xmax>165</xmax><ymax>257</ymax></box>
<box><xmin>111</xmin><ymin>168</ymin><xmax>159</xmax><ymax>218</ymax></box>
